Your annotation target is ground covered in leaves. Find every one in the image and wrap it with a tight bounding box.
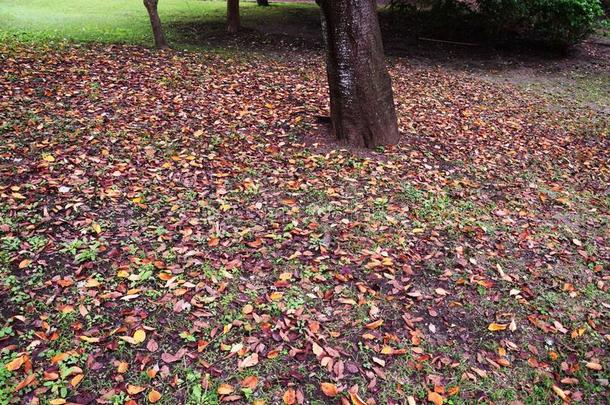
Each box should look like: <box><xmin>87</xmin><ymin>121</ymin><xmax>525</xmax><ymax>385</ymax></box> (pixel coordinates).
<box><xmin>0</xmin><ymin>40</ymin><xmax>609</xmax><ymax>405</ymax></box>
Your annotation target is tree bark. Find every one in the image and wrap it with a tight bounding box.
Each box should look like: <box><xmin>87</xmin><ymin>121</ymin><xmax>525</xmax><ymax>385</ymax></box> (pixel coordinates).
<box><xmin>257</xmin><ymin>0</ymin><xmax>269</xmax><ymax>5</ymax></box>
<box><xmin>227</xmin><ymin>0</ymin><xmax>240</xmax><ymax>34</ymax></box>
<box><xmin>143</xmin><ymin>0</ymin><xmax>169</xmax><ymax>50</ymax></box>
<box><xmin>317</xmin><ymin>0</ymin><xmax>399</xmax><ymax>148</ymax></box>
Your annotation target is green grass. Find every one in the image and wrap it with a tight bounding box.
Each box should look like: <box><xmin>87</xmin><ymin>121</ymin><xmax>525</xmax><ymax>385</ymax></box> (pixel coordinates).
<box><xmin>0</xmin><ymin>0</ymin><xmax>319</xmax><ymax>48</ymax></box>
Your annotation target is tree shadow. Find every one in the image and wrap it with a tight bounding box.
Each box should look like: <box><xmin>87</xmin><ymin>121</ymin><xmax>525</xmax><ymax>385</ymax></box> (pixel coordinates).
<box><xmin>162</xmin><ymin>3</ymin><xmax>609</xmax><ymax>74</ymax></box>
<box><xmin>165</xmin><ymin>4</ymin><xmax>322</xmax><ymax>52</ymax></box>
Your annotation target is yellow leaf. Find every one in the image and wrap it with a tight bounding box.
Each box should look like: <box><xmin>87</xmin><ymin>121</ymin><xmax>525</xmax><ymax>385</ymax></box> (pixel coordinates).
<box><xmin>148</xmin><ymin>389</ymin><xmax>162</xmax><ymax>403</ymax></box>
<box><xmin>79</xmin><ymin>335</ymin><xmax>100</xmax><ymax>343</ymax></box>
<box><xmin>217</xmin><ymin>383</ymin><xmax>234</xmax><ymax>395</ymax></box>
<box><xmin>488</xmin><ymin>322</ymin><xmax>508</xmax><ymax>332</ymax></box>
<box><xmin>428</xmin><ymin>391</ymin><xmax>444</xmax><ymax>405</ymax></box>
<box><xmin>381</xmin><ymin>345</ymin><xmax>394</xmax><ymax>355</ymax></box>
<box><xmin>117</xmin><ymin>361</ymin><xmax>129</xmax><ymax>373</ymax></box>
<box><xmin>42</xmin><ymin>154</ymin><xmax>55</xmax><ymax>162</ymax></box>
<box><xmin>552</xmin><ymin>385</ymin><xmax>567</xmax><ymax>401</ymax></box>
<box><xmin>133</xmin><ymin>329</ymin><xmax>146</xmax><ymax>344</ymax></box>
<box><xmin>5</xmin><ymin>355</ymin><xmax>26</xmax><ymax>371</ymax></box>
<box><xmin>49</xmin><ymin>400</ymin><xmax>66</xmax><ymax>405</ymax></box>
<box><xmin>321</xmin><ymin>382</ymin><xmax>338</xmax><ymax>397</ymax></box>
<box><xmin>270</xmin><ymin>292</ymin><xmax>283</xmax><ymax>301</ymax></box>
<box><xmin>92</xmin><ymin>223</ymin><xmax>102</xmax><ymax>234</ymax></box>
<box><xmin>70</xmin><ymin>374</ymin><xmax>84</xmax><ymax>387</ymax></box>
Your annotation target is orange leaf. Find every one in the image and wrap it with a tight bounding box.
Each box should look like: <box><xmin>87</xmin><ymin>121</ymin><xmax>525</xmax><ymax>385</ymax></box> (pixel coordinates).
<box><xmin>241</xmin><ymin>375</ymin><xmax>258</xmax><ymax>389</ymax></box>
<box><xmin>15</xmin><ymin>374</ymin><xmax>36</xmax><ymax>391</ymax></box>
<box><xmin>148</xmin><ymin>389</ymin><xmax>162</xmax><ymax>403</ymax></box>
<box><xmin>365</xmin><ymin>319</ymin><xmax>384</xmax><ymax>330</ymax></box>
<box><xmin>127</xmin><ymin>385</ymin><xmax>146</xmax><ymax>395</ymax></box>
<box><xmin>428</xmin><ymin>391</ymin><xmax>444</xmax><ymax>405</ymax></box>
<box><xmin>18</xmin><ymin>259</ymin><xmax>31</xmax><ymax>269</ymax></box>
<box><xmin>283</xmin><ymin>388</ymin><xmax>296</xmax><ymax>404</ymax></box>
<box><xmin>321</xmin><ymin>382</ymin><xmax>338</xmax><ymax>397</ymax></box>
<box><xmin>51</xmin><ymin>352</ymin><xmax>70</xmax><ymax>364</ymax></box>
<box><xmin>217</xmin><ymin>383</ymin><xmax>234</xmax><ymax>395</ymax></box>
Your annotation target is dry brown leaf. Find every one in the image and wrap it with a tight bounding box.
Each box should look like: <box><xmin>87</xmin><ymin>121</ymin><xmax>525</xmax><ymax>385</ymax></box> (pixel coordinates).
<box><xmin>240</xmin><ymin>352</ymin><xmax>259</xmax><ymax>368</ymax></box>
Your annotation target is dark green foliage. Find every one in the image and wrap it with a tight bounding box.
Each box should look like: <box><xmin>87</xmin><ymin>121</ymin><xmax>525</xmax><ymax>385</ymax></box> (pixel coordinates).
<box><xmin>388</xmin><ymin>0</ymin><xmax>604</xmax><ymax>48</ymax></box>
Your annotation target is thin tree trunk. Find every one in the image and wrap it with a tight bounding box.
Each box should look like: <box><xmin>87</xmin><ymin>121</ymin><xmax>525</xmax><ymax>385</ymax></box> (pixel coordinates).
<box><xmin>317</xmin><ymin>0</ymin><xmax>399</xmax><ymax>148</ymax></box>
<box><xmin>143</xmin><ymin>0</ymin><xmax>169</xmax><ymax>50</ymax></box>
<box><xmin>257</xmin><ymin>0</ymin><xmax>269</xmax><ymax>5</ymax></box>
<box><xmin>227</xmin><ymin>0</ymin><xmax>240</xmax><ymax>34</ymax></box>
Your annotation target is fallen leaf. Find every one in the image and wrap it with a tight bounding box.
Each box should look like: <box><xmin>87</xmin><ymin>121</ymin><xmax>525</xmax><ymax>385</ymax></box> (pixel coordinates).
<box><xmin>217</xmin><ymin>383</ymin><xmax>234</xmax><ymax>395</ymax></box>
<box><xmin>241</xmin><ymin>375</ymin><xmax>258</xmax><ymax>389</ymax></box>
<box><xmin>585</xmin><ymin>362</ymin><xmax>602</xmax><ymax>371</ymax></box>
<box><xmin>283</xmin><ymin>388</ymin><xmax>296</xmax><ymax>404</ymax></box>
<box><xmin>428</xmin><ymin>391</ymin><xmax>444</xmax><ymax>405</ymax></box>
<box><xmin>488</xmin><ymin>322</ymin><xmax>509</xmax><ymax>331</ymax></box>
<box><xmin>18</xmin><ymin>259</ymin><xmax>31</xmax><ymax>269</ymax></box>
<box><xmin>133</xmin><ymin>329</ymin><xmax>146</xmax><ymax>343</ymax></box>
<box><xmin>127</xmin><ymin>385</ymin><xmax>146</xmax><ymax>395</ymax></box>
<box><xmin>5</xmin><ymin>355</ymin><xmax>26</xmax><ymax>371</ymax></box>
<box><xmin>365</xmin><ymin>319</ymin><xmax>384</xmax><ymax>330</ymax></box>
<box><xmin>148</xmin><ymin>389</ymin><xmax>162</xmax><ymax>403</ymax></box>
<box><xmin>321</xmin><ymin>382</ymin><xmax>338</xmax><ymax>397</ymax></box>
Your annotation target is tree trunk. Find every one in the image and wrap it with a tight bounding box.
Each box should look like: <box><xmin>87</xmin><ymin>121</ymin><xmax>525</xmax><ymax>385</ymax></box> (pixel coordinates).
<box><xmin>227</xmin><ymin>0</ymin><xmax>240</xmax><ymax>34</ymax></box>
<box><xmin>317</xmin><ymin>0</ymin><xmax>399</xmax><ymax>148</ymax></box>
<box><xmin>257</xmin><ymin>0</ymin><xmax>269</xmax><ymax>5</ymax></box>
<box><xmin>143</xmin><ymin>0</ymin><xmax>169</xmax><ymax>50</ymax></box>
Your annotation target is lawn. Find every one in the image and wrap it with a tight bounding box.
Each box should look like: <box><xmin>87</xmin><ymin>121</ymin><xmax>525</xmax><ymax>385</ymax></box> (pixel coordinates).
<box><xmin>0</xmin><ymin>1</ymin><xmax>609</xmax><ymax>404</ymax></box>
<box><xmin>0</xmin><ymin>0</ymin><xmax>319</xmax><ymax>47</ymax></box>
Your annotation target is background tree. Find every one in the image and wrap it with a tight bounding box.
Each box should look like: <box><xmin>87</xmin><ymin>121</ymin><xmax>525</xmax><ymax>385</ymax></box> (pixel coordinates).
<box><xmin>317</xmin><ymin>0</ymin><xmax>399</xmax><ymax>148</ymax></box>
<box><xmin>257</xmin><ymin>0</ymin><xmax>270</xmax><ymax>5</ymax></box>
<box><xmin>143</xmin><ymin>0</ymin><xmax>169</xmax><ymax>49</ymax></box>
<box><xmin>227</xmin><ymin>0</ymin><xmax>240</xmax><ymax>33</ymax></box>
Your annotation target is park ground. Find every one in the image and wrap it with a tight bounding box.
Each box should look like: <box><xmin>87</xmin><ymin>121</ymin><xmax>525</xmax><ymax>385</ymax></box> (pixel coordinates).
<box><xmin>0</xmin><ymin>0</ymin><xmax>609</xmax><ymax>404</ymax></box>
